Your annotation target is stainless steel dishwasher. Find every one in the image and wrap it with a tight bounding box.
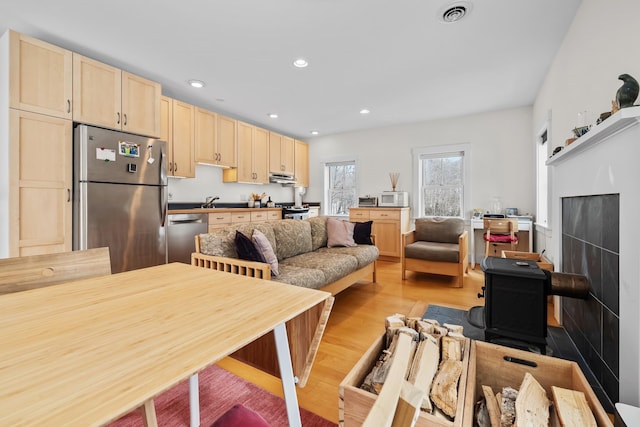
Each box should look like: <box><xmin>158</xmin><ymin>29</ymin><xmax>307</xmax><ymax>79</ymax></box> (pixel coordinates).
<box><xmin>167</xmin><ymin>213</ymin><xmax>208</xmax><ymax>263</ymax></box>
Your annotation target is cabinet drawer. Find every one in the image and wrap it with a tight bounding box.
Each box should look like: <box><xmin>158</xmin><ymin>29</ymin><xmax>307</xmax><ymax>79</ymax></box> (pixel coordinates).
<box><xmin>267</xmin><ymin>211</ymin><xmax>281</xmax><ymax>220</ymax></box>
<box><xmin>349</xmin><ymin>210</ymin><xmax>370</xmax><ymax>221</ymax></box>
<box><xmin>231</xmin><ymin>212</ymin><xmax>251</xmax><ymax>223</ymax></box>
<box><xmin>370</xmin><ymin>210</ymin><xmax>400</xmax><ymax>221</ymax></box>
<box><xmin>251</xmin><ymin>211</ymin><xmax>268</xmax><ymax>222</ymax></box>
<box><xmin>208</xmin><ymin>212</ymin><xmax>231</xmax><ymax>225</ymax></box>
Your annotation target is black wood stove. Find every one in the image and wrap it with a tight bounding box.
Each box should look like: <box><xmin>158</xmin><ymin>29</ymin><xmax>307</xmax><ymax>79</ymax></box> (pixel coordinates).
<box><xmin>481</xmin><ymin>256</ymin><xmax>550</xmax><ymax>354</ymax></box>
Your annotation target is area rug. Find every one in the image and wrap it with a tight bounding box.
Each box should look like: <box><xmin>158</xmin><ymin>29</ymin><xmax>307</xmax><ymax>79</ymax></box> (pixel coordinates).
<box><xmin>108</xmin><ymin>364</ymin><xmax>336</xmax><ymax>427</ymax></box>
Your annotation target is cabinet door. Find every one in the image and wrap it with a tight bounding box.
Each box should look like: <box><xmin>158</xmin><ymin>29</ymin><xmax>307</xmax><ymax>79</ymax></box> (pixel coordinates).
<box><xmin>281</xmin><ymin>136</ymin><xmax>295</xmax><ymax>175</ymax></box>
<box><xmin>9</xmin><ymin>109</ymin><xmax>72</xmax><ymax>256</ymax></box>
<box><xmin>236</xmin><ymin>121</ymin><xmax>254</xmax><ymax>182</ymax></box>
<box><xmin>269</xmin><ymin>131</ymin><xmax>283</xmax><ymax>174</ymax></box>
<box><xmin>217</xmin><ymin>115</ymin><xmax>237</xmax><ymax>167</ymax></box>
<box><xmin>160</xmin><ymin>96</ymin><xmax>174</xmax><ymax>174</ymax></box>
<box><xmin>194</xmin><ymin>107</ymin><xmax>217</xmax><ymax>165</ymax></box>
<box><xmin>294</xmin><ymin>139</ymin><xmax>309</xmax><ymax>187</ymax></box>
<box><xmin>372</xmin><ymin>221</ymin><xmax>400</xmax><ymax>257</ymax></box>
<box><xmin>72</xmin><ymin>54</ymin><xmax>121</xmax><ymax>129</ymax></box>
<box><xmin>121</xmin><ymin>71</ymin><xmax>161</xmax><ymax>137</ymax></box>
<box><xmin>8</xmin><ymin>30</ymin><xmax>72</xmax><ymax>119</ymax></box>
<box><xmin>254</xmin><ymin>127</ymin><xmax>270</xmax><ymax>184</ymax></box>
<box><xmin>171</xmin><ymin>99</ymin><xmax>195</xmax><ymax>178</ymax></box>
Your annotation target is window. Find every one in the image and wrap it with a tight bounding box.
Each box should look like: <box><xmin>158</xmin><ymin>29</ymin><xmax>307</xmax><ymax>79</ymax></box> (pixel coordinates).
<box><xmin>324</xmin><ymin>160</ymin><xmax>357</xmax><ymax>216</ymax></box>
<box><xmin>536</xmin><ymin>118</ymin><xmax>550</xmax><ymax>227</ymax></box>
<box><xmin>412</xmin><ymin>144</ymin><xmax>470</xmax><ymax>218</ymax></box>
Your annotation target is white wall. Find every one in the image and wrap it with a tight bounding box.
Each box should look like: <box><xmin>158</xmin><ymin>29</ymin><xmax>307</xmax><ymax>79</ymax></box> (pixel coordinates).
<box><xmin>306</xmin><ymin>106</ymin><xmax>534</xmax><ymax>220</ymax></box>
<box><xmin>533</xmin><ymin>0</ymin><xmax>640</xmax><ymax>406</ymax></box>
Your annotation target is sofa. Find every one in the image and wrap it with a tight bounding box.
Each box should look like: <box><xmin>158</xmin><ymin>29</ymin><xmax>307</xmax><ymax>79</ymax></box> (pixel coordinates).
<box><xmin>401</xmin><ymin>217</ymin><xmax>469</xmax><ymax>287</ymax></box>
<box><xmin>192</xmin><ymin>216</ymin><xmax>379</xmax><ymax>295</ymax></box>
<box><xmin>190</xmin><ymin>216</ymin><xmax>378</xmax><ymax>387</ymax></box>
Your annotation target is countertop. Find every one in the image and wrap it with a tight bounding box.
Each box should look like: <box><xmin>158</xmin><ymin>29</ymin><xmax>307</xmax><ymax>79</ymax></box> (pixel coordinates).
<box><xmin>168</xmin><ymin>202</ymin><xmax>321</xmax><ymax>215</ymax></box>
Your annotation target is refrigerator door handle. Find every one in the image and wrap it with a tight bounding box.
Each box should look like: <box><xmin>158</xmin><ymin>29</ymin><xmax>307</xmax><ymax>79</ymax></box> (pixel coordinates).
<box><xmin>161</xmin><ymin>186</ymin><xmax>168</xmax><ymax>227</ymax></box>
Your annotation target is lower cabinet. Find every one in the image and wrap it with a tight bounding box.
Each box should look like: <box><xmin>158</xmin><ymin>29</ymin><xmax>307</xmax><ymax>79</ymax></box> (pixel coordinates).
<box><xmin>349</xmin><ymin>207</ymin><xmax>410</xmax><ymax>260</ymax></box>
<box><xmin>207</xmin><ymin>209</ymin><xmax>281</xmax><ymax>233</ymax></box>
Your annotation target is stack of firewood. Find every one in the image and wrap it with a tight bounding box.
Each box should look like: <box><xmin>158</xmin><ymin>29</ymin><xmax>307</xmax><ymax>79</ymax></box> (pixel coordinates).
<box><xmin>360</xmin><ymin>313</ymin><xmax>466</xmax><ymax>421</ymax></box>
<box><xmin>474</xmin><ymin>373</ymin><xmax>597</xmax><ymax>427</ymax></box>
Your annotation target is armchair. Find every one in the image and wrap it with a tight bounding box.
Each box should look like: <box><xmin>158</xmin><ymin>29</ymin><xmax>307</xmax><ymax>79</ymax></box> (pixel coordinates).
<box><xmin>401</xmin><ymin>217</ymin><xmax>469</xmax><ymax>287</ymax></box>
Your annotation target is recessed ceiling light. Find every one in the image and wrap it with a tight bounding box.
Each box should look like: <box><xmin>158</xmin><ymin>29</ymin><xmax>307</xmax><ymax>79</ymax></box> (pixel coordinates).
<box><xmin>310</xmin><ymin>130</ymin><xmax>319</xmax><ymax>135</ymax></box>
<box><xmin>188</xmin><ymin>79</ymin><xmax>205</xmax><ymax>88</ymax></box>
<box><xmin>293</xmin><ymin>58</ymin><xmax>309</xmax><ymax>68</ymax></box>
<box><xmin>438</xmin><ymin>1</ymin><xmax>472</xmax><ymax>24</ymax></box>
<box><xmin>268</xmin><ymin>113</ymin><xmax>279</xmax><ymax>119</ymax></box>
<box><xmin>360</xmin><ymin>109</ymin><xmax>371</xmax><ymax>115</ymax></box>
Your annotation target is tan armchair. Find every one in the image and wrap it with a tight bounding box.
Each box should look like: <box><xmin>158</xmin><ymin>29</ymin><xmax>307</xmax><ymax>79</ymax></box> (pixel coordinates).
<box><xmin>401</xmin><ymin>217</ymin><xmax>469</xmax><ymax>287</ymax></box>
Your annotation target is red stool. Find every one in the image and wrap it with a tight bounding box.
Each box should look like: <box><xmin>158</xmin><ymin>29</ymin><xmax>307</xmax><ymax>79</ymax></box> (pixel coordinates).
<box><xmin>210</xmin><ymin>404</ymin><xmax>271</xmax><ymax>427</ymax></box>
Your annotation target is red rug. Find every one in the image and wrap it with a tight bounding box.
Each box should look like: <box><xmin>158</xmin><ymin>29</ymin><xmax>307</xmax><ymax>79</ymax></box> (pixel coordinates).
<box><xmin>108</xmin><ymin>364</ymin><xmax>336</xmax><ymax>427</ymax></box>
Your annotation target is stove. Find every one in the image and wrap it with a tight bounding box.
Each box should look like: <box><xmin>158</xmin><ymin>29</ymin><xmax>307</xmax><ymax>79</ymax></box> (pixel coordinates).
<box><xmin>282</xmin><ymin>206</ymin><xmax>309</xmax><ymax>219</ymax></box>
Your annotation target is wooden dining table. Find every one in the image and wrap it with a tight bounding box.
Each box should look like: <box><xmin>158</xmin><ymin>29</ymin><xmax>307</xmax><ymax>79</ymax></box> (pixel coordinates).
<box><xmin>0</xmin><ymin>262</ymin><xmax>332</xmax><ymax>426</ymax></box>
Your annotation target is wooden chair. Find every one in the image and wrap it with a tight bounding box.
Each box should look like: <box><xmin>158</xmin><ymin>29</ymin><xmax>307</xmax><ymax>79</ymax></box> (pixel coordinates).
<box><xmin>483</xmin><ymin>218</ymin><xmax>518</xmax><ymax>257</ymax></box>
<box><xmin>0</xmin><ymin>247</ymin><xmax>158</xmax><ymax>426</ymax></box>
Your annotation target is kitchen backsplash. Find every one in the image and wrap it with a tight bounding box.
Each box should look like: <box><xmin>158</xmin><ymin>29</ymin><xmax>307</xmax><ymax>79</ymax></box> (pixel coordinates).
<box><xmin>168</xmin><ymin>164</ymin><xmax>299</xmax><ymax>204</ymax></box>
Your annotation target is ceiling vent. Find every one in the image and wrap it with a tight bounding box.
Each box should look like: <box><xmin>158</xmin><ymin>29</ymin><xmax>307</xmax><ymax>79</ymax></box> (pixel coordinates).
<box><xmin>439</xmin><ymin>1</ymin><xmax>473</xmax><ymax>23</ymax></box>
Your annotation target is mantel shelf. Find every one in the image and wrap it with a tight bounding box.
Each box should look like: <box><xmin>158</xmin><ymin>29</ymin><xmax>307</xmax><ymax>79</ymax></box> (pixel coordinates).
<box><xmin>546</xmin><ymin>105</ymin><xmax>640</xmax><ymax>166</ymax></box>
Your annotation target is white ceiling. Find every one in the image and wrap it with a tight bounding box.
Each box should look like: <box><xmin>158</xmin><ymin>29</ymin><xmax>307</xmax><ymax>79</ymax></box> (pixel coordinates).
<box><xmin>1</xmin><ymin>0</ymin><xmax>582</xmax><ymax>139</ymax></box>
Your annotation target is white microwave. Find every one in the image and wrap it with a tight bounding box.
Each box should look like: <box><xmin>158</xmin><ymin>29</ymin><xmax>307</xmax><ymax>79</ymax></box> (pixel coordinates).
<box><xmin>378</xmin><ymin>191</ymin><xmax>409</xmax><ymax>207</ymax></box>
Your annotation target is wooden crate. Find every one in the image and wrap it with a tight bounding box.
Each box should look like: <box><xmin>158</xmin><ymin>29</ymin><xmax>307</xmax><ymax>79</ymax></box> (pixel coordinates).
<box><xmin>339</xmin><ymin>332</ymin><xmax>470</xmax><ymax>427</ymax></box>
<box><xmin>502</xmin><ymin>250</ymin><xmax>554</xmax><ymax>271</ymax></box>
<box><xmin>462</xmin><ymin>340</ymin><xmax>612</xmax><ymax>426</ymax></box>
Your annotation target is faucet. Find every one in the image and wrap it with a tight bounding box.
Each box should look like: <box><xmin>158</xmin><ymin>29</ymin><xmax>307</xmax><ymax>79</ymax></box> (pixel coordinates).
<box><xmin>202</xmin><ymin>196</ymin><xmax>219</xmax><ymax>208</ymax></box>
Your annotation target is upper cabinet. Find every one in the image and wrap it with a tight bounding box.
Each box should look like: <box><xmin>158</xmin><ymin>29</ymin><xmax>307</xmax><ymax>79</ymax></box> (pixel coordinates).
<box><xmin>195</xmin><ymin>107</ymin><xmax>218</xmax><ymax>165</ymax></box>
<box><xmin>160</xmin><ymin>96</ymin><xmax>195</xmax><ymax>178</ymax></box>
<box><xmin>216</xmin><ymin>115</ymin><xmax>237</xmax><ymax>168</ymax></box>
<box><xmin>8</xmin><ymin>30</ymin><xmax>72</xmax><ymax>119</ymax></box>
<box><xmin>294</xmin><ymin>139</ymin><xmax>309</xmax><ymax>188</ymax></box>
<box><xmin>73</xmin><ymin>53</ymin><xmax>161</xmax><ymax>138</ymax></box>
<box><xmin>223</xmin><ymin>122</ymin><xmax>268</xmax><ymax>184</ymax></box>
<box><xmin>269</xmin><ymin>132</ymin><xmax>294</xmax><ymax>175</ymax></box>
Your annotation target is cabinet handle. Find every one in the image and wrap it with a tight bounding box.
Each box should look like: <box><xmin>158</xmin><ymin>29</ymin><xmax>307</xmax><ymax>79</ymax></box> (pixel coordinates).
<box><xmin>67</xmin><ymin>100</ymin><xmax>71</xmax><ymax>113</ymax></box>
<box><xmin>123</xmin><ymin>113</ymin><xmax>127</xmax><ymax>126</ymax></box>
<box><xmin>168</xmin><ymin>162</ymin><xmax>173</xmax><ymax>172</ymax></box>
<box><xmin>174</xmin><ymin>162</ymin><xmax>178</xmax><ymax>172</ymax></box>
<box><xmin>117</xmin><ymin>112</ymin><xmax>120</xmax><ymax>124</ymax></box>
<box><xmin>67</xmin><ymin>188</ymin><xmax>71</xmax><ymax>202</ymax></box>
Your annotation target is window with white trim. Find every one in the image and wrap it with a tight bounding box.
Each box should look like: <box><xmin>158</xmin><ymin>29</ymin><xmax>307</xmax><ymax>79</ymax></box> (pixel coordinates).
<box><xmin>412</xmin><ymin>144</ymin><xmax>470</xmax><ymax>218</ymax></box>
<box><xmin>324</xmin><ymin>160</ymin><xmax>357</xmax><ymax>216</ymax></box>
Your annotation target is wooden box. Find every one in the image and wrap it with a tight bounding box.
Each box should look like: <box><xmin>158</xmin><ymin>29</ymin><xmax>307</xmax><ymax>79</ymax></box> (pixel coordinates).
<box><xmin>502</xmin><ymin>250</ymin><xmax>554</xmax><ymax>271</ymax></box>
<box><xmin>339</xmin><ymin>332</ymin><xmax>470</xmax><ymax>427</ymax></box>
<box><xmin>462</xmin><ymin>340</ymin><xmax>612</xmax><ymax>426</ymax></box>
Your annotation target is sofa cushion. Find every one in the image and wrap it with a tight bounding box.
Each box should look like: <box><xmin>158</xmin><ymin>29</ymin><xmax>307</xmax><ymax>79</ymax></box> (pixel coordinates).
<box><xmin>415</xmin><ymin>217</ymin><xmax>464</xmax><ymax>244</ymax></box>
<box><xmin>253</xmin><ymin>229</ymin><xmax>279</xmax><ymax>276</ymax></box>
<box><xmin>198</xmin><ymin>223</ymin><xmax>277</xmax><ymax>259</ymax></box>
<box><xmin>281</xmin><ymin>251</ymin><xmax>358</xmax><ymax>285</ymax></box>
<box><xmin>327</xmin><ymin>218</ymin><xmax>356</xmax><ymax>247</ymax></box>
<box><xmin>405</xmin><ymin>241</ymin><xmax>460</xmax><ymax>263</ymax></box>
<box><xmin>317</xmin><ymin>245</ymin><xmax>379</xmax><ymax>269</ymax></box>
<box><xmin>270</xmin><ymin>220</ymin><xmax>313</xmax><ymax>260</ymax></box>
<box><xmin>353</xmin><ymin>220</ymin><xmax>373</xmax><ymax>245</ymax></box>
<box><xmin>235</xmin><ymin>231</ymin><xmax>266</xmax><ymax>263</ymax></box>
<box><xmin>307</xmin><ymin>216</ymin><xmax>328</xmax><ymax>251</ymax></box>
<box><xmin>272</xmin><ymin>265</ymin><xmax>327</xmax><ymax>290</ymax></box>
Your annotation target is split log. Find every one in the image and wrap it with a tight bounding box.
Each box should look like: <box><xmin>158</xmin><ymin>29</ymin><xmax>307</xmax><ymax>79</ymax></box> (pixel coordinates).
<box><xmin>443</xmin><ymin>323</ymin><xmax>464</xmax><ymax>334</ymax></box>
<box><xmin>515</xmin><ymin>372</ymin><xmax>549</xmax><ymax>427</ymax></box>
<box><xmin>476</xmin><ymin>399</ymin><xmax>491</xmax><ymax>427</ymax></box>
<box><xmin>441</xmin><ymin>335</ymin><xmax>463</xmax><ymax>361</ymax></box>
<box><xmin>429</xmin><ymin>359</ymin><xmax>463</xmax><ymax>417</ymax></box>
<box><xmin>423</xmin><ymin>318</ymin><xmax>440</xmax><ymax>327</ymax></box>
<box><xmin>407</xmin><ymin>335</ymin><xmax>440</xmax><ymax>412</ymax></box>
<box><xmin>500</xmin><ymin>387</ymin><xmax>518</xmax><ymax>427</ymax></box>
<box><xmin>390</xmin><ymin>381</ymin><xmax>423</xmax><ymax>427</ymax></box>
<box><xmin>482</xmin><ymin>385</ymin><xmax>501</xmax><ymax>427</ymax></box>
<box><xmin>551</xmin><ymin>386</ymin><xmax>597</xmax><ymax>427</ymax></box>
<box><xmin>415</xmin><ymin>320</ymin><xmax>435</xmax><ymax>335</ymax></box>
<box><xmin>372</xmin><ymin>328</ymin><xmax>419</xmax><ymax>394</ymax></box>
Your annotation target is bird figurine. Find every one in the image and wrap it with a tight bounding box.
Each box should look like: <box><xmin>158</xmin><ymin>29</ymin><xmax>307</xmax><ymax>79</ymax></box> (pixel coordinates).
<box><xmin>616</xmin><ymin>73</ymin><xmax>639</xmax><ymax>109</ymax></box>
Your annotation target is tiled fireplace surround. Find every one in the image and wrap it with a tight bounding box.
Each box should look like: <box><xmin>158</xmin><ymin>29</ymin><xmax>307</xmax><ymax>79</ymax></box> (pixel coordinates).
<box><xmin>548</xmin><ymin>106</ymin><xmax>640</xmax><ymax>407</ymax></box>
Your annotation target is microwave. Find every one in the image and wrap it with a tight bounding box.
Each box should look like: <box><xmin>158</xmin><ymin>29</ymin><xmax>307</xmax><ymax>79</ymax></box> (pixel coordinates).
<box><xmin>378</xmin><ymin>191</ymin><xmax>409</xmax><ymax>207</ymax></box>
<box><xmin>358</xmin><ymin>196</ymin><xmax>378</xmax><ymax>207</ymax></box>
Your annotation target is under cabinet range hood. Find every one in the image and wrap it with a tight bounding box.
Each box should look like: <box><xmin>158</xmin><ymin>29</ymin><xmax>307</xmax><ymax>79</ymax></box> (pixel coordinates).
<box><xmin>269</xmin><ymin>173</ymin><xmax>296</xmax><ymax>185</ymax></box>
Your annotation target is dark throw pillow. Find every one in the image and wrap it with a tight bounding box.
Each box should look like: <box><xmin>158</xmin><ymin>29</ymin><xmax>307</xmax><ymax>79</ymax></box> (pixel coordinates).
<box><xmin>353</xmin><ymin>220</ymin><xmax>373</xmax><ymax>245</ymax></box>
<box><xmin>234</xmin><ymin>230</ymin><xmax>266</xmax><ymax>263</ymax></box>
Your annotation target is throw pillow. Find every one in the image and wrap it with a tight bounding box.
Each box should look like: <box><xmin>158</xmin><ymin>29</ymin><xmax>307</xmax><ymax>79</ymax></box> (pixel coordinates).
<box><xmin>352</xmin><ymin>220</ymin><xmax>373</xmax><ymax>245</ymax></box>
<box><xmin>234</xmin><ymin>231</ymin><xmax>266</xmax><ymax>263</ymax></box>
<box><xmin>253</xmin><ymin>229</ymin><xmax>279</xmax><ymax>277</ymax></box>
<box><xmin>327</xmin><ymin>217</ymin><xmax>357</xmax><ymax>248</ymax></box>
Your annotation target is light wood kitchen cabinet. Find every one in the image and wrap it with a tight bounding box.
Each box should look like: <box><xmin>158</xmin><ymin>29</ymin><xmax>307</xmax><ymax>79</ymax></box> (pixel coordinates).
<box><xmin>7</xmin><ymin>30</ymin><xmax>72</xmax><ymax>119</ymax></box>
<box><xmin>194</xmin><ymin>107</ymin><xmax>217</xmax><ymax>164</ymax></box>
<box><xmin>216</xmin><ymin>115</ymin><xmax>237</xmax><ymax>168</ymax></box>
<box><xmin>223</xmin><ymin>122</ymin><xmax>268</xmax><ymax>184</ymax></box>
<box><xmin>206</xmin><ymin>209</ymin><xmax>281</xmax><ymax>232</ymax></box>
<box><xmin>73</xmin><ymin>53</ymin><xmax>161</xmax><ymax>137</ymax></box>
<box><xmin>349</xmin><ymin>207</ymin><xmax>410</xmax><ymax>261</ymax></box>
<box><xmin>294</xmin><ymin>139</ymin><xmax>309</xmax><ymax>187</ymax></box>
<box><xmin>8</xmin><ymin>109</ymin><xmax>73</xmax><ymax>256</ymax></box>
<box><xmin>170</xmin><ymin>99</ymin><xmax>195</xmax><ymax>178</ymax></box>
<box><xmin>269</xmin><ymin>132</ymin><xmax>294</xmax><ymax>175</ymax></box>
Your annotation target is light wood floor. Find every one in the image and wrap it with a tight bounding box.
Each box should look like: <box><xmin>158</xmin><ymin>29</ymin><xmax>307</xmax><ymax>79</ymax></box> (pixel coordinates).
<box><xmin>217</xmin><ymin>261</ymin><xmax>557</xmax><ymax>423</ymax></box>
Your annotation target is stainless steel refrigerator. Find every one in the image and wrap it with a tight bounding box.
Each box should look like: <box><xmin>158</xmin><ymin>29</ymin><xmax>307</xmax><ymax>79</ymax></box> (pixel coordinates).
<box><xmin>73</xmin><ymin>124</ymin><xmax>168</xmax><ymax>273</ymax></box>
